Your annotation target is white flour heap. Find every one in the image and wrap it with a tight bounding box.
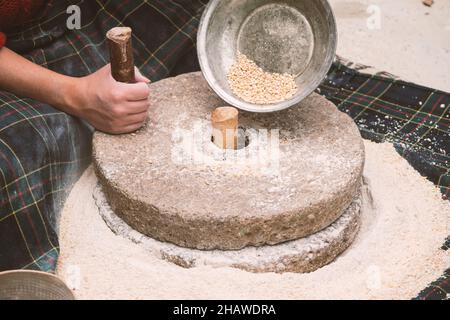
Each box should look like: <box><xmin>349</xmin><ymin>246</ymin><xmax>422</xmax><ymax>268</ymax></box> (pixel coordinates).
<box><xmin>56</xmin><ymin>140</ymin><xmax>449</xmax><ymax>299</ymax></box>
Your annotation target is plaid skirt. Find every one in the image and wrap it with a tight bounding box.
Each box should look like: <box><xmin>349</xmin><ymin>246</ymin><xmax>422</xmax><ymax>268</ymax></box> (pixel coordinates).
<box><xmin>0</xmin><ymin>0</ymin><xmax>448</xmax><ymax>299</ymax></box>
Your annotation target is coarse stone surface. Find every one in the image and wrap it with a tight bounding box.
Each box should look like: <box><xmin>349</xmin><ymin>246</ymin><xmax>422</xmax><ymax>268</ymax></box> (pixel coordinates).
<box><xmin>93</xmin><ymin>72</ymin><xmax>364</xmax><ymax>250</ymax></box>
<box><xmin>93</xmin><ymin>184</ymin><xmax>362</xmax><ymax>273</ymax></box>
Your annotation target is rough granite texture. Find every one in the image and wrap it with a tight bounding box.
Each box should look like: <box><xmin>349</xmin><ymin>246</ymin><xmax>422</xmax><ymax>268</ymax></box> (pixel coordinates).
<box><xmin>93</xmin><ymin>72</ymin><xmax>364</xmax><ymax>250</ymax></box>
<box><xmin>94</xmin><ymin>184</ymin><xmax>362</xmax><ymax>273</ymax></box>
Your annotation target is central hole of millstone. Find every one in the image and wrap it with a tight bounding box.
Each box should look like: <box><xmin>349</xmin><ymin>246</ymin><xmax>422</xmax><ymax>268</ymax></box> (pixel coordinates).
<box><xmin>211</xmin><ymin>126</ymin><xmax>250</xmax><ymax>150</ymax></box>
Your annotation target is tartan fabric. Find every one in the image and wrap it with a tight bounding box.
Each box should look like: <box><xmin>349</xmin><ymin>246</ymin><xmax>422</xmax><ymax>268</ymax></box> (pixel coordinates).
<box><xmin>319</xmin><ymin>62</ymin><xmax>450</xmax><ymax>200</ymax></box>
<box><xmin>0</xmin><ymin>0</ymin><xmax>447</xmax><ymax>300</ymax></box>
<box><xmin>318</xmin><ymin>61</ymin><xmax>450</xmax><ymax>300</ymax></box>
<box><xmin>414</xmin><ymin>269</ymin><xmax>449</xmax><ymax>300</ymax></box>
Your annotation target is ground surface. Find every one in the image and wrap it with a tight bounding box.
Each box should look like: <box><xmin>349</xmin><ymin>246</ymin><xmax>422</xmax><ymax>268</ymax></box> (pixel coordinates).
<box><xmin>330</xmin><ymin>0</ymin><xmax>450</xmax><ymax>91</ymax></box>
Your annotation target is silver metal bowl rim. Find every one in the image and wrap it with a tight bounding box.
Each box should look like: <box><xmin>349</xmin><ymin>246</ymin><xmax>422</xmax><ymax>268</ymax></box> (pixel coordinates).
<box><xmin>0</xmin><ymin>270</ymin><xmax>75</xmax><ymax>300</ymax></box>
<box><xmin>197</xmin><ymin>0</ymin><xmax>337</xmax><ymax>113</ymax></box>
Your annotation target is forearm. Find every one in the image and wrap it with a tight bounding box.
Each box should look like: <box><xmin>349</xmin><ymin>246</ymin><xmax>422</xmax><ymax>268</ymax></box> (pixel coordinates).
<box><xmin>0</xmin><ymin>46</ymin><xmax>150</xmax><ymax>134</ymax></box>
<box><xmin>0</xmin><ymin>47</ymin><xmax>82</xmax><ymax>116</ymax></box>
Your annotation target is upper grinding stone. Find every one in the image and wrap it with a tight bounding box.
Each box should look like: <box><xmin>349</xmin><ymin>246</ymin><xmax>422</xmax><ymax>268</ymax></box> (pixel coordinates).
<box><xmin>93</xmin><ymin>72</ymin><xmax>364</xmax><ymax>250</ymax></box>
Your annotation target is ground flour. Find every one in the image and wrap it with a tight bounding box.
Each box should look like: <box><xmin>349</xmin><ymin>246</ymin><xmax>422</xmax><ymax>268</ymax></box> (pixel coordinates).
<box><xmin>56</xmin><ymin>140</ymin><xmax>449</xmax><ymax>299</ymax></box>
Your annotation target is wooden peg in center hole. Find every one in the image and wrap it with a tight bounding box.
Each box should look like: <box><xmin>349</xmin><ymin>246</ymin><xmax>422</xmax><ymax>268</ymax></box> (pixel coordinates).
<box><xmin>211</xmin><ymin>107</ymin><xmax>239</xmax><ymax>150</ymax></box>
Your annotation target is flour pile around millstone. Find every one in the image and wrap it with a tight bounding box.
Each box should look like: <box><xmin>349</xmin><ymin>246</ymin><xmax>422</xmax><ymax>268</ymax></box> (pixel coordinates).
<box><xmin>57</xmin><ymin>140</ymin><xmax>449</xmax><ymax>299</ymax></box>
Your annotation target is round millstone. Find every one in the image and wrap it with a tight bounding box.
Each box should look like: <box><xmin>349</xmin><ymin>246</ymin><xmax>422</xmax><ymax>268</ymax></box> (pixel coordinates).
<box><xmin>94</xmin><ymin>184</ymin><xmax>362</xmax><ymax>273</ymax></box>
<box><xmin>93</xmin><ymin>72</ymin><xmax>364</xmax><ymax>250</ymax></box>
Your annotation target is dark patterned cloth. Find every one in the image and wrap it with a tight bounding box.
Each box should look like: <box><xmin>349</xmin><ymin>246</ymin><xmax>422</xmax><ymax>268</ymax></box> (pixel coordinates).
<box><xmin>320</xmin><ymin>61</ymin><xmax>449</xmax><ymax>200</ymax></box>
<box><xmin>0</xmin><ymin>0</ymin><xmax>447</xmax><ymax>300</ymax></box>
<box><xmin>414</xmin><ymin>269</ymin><xmax>449</xmax><ymax>300</ymax></box>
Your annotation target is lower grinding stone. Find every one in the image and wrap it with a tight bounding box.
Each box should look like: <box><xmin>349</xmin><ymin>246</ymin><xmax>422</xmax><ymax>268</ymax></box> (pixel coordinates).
<box><xmin>93</xmin><ymin>72</ymin><xmax>365</xmax><ymax>250</ymax></box>
<box><xmin>94</xmin><ymin>184</ymin><xmax>362</xmax><ymax>273</ymax></box>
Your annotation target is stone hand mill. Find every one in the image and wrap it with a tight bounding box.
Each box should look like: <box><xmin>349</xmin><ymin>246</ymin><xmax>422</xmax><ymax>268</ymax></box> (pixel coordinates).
<box><xmin>93</xmin><ymin>0</ymin><xmax>365</xmax><ymax>273</ymax></box>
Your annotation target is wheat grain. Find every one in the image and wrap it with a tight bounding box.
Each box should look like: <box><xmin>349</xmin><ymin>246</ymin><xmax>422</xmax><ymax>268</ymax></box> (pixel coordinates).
<box><xmin>227</xmin><ymin>53</ymin><xmax>297</xmax><ymax>104</ymax></box>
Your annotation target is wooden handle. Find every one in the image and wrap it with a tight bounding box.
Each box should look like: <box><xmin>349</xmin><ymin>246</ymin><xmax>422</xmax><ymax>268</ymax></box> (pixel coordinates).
<box><xmin>211</xmin><ymin>107</ymin><xmax>239</xmax><ymax>150</ymax></box>
<box><xmin>106</xmin><ymin>27</ymin><xmax>135</xmax><ymax>83</ymax></box>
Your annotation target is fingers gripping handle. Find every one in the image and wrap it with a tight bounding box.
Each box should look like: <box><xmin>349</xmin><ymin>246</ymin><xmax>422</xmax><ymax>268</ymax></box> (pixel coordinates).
<box><xmin>106</xmin><ymin>27</ymin><xmax>135</xmax><ymax>83</ymax></box>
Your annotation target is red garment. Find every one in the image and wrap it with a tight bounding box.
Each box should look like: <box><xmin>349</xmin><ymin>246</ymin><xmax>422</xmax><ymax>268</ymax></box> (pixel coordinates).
<box><xmin>0</xmin><ymin>0</ymin><xmax>46</xmax><ymax>49</ymax></box>
<box><xmin>0</xmin><ymin>32</ymin><xmax>5</xmax><ymax>49</ymax></box>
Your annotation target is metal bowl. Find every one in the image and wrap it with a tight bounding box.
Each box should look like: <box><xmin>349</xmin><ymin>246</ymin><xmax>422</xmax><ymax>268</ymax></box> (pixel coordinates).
<box><xmin>0</xmin><ymin>270</ymin><xmax>74</xmax><ymax>300</ymax></box>
<box><xmin>197</xmin><ymin>0</ymin><xmax>337</xmax><ymax>112</ymax></box>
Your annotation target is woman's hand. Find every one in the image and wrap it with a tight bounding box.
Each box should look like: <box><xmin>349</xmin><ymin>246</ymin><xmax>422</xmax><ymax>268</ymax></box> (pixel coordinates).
<box><xmin>72</xmin><ymin>64</ymin><xmax>151</xmax><ymax>134</ymax></box>
<box><xmin>0</xmin><ymin>48</ymin><xmax>151</xmax><ymax>135</ymax></box>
